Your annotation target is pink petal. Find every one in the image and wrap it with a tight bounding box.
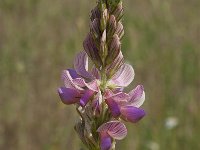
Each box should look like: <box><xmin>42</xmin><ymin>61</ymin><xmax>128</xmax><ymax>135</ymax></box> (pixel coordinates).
<box><xmin>110</xmin><ymin>64</ymin><xmax>135</xmax><ymax>87</ymax></box>
<box><xmin>74</xmin><ymin>51</ymin><xmax>94</xmax><ymax>79</ymax></box>
<box><xmin>97</xmin><ymin>121</ymin><xmax>127</xmax><ymax>140</ymax></box>
<box><xmin>72</xmin><ymin>78</ymin><xmax>86</xmax><ymax>87</ymax></box>
<box><xmin>72</xmin><ymin>78</ymin><xmax>99</xmax><ymax>92</ymax></box>
<box><xmin>128</xmin><ymin>85</ymin><xmax>145</xmax><ymax>107</ymax></box>
<box><xmin>58</xmin><ymin>87</ymin><xmax>80</xmax><ymax>105</ymax></box>
<box><xmin>110</xmin><ymin>92</ymin><xmax>129</xmax><ymax>102</ymax></box>
<box><xmin>61</xmin><ymin>70</ymin><xmax>83</xmax><ymax>90</ymax></box>
<box><xmin>104</xmin><ymin>90</ymin><xmax>129</xmax><ymax>104</ymax></box>
<box><xmin>85</xmin><ymin>80</ymin><xmax>99</xmax><ymax>92</ymax></box>
<box><xmin>120</xmin><ymin>106</ymin><xmax>145</xmax><ymax>123</ymax></box>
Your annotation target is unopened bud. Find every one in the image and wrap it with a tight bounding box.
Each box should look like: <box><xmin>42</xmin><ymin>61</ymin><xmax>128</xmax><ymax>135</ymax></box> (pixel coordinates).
<box><xmin>83</xmin><ymin>33</ymin><xmax>102</xmax><ymax>67</ymax></box>
<box><xmin>101</xmin><ymin>9</ymin><xmax>109</xmax><ymax>31</ymax></box>
<box><xmin>90</xmin><ymin>6</ymin><xmax>101</xmax><ymax>21</ymax></box>
<box><xmin>106</xmin><ymin>51</ymin><xmax>124</xmax><ymax>78</ymax></box>
<box><xmin>106</xmin><ymin>34</ymin><xmax>121</xmax><ymax>66</ymax></box>
<box><xmin>112</xmin><ymin>2</ymin><xmax>123</xmax><ymax>22</ymax></box>
<box><xmin>90</xmin><ymin>18</ymin><xmax>101</xmax><ymax>39</ymax></box>
<box><xmin>99</xmin><ymin>30</ymin><xmax>108</xmax><ymax>63</ymax></box>
<box><xmin>107</xmin><ymin>15</ymin><xmax>117</xmax><ymax>38</ymax></box>
<box><xmin>116</xmin><ymin>21</ymin><xmax>124</xmax><ymax>40</ymax></box>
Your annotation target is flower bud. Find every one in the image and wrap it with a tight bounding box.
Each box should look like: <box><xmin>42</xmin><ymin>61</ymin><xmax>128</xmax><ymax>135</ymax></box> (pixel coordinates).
<box><xmin>107</xmin><ymin>15</ymin><xmax>117</xmax><ymax>38</ymax></box>
<box><xmin>83</xmin><ymin>33</ymin><xmax>102</xmax><ymax>67</ymax></box>
<box><xmin>116</xmin><ymin>21</ymin><xmax>124</xmax><ymax>40</ymax></box>
<box><xmin>90</xmin><ymin>6</ymin><xmax>100</xmax><ymax>21</ymax></box>
<box><xmin>112</xmin><ymin>2</ymin><xmax>123</xmax><ymax>22</ymax></box>
<box><xmin>90</xmin><ymin>18</ymin><xmax>101</xmax><ymax>39</ymax></box>
<box><xmin>105</xmin><ymin>34</ymin><xmax>121</xmax><ymax>66</ymax></box>
<box><xmin>106</xmin><ymin>51</ymin><xmax>124</xmax><ymax>78</ymax></box>
<box><xmin>101</xmin><ymin>8</ymin><xmax>109</xmax><ymax>31</ymax></box>
<box><xmin>99</xmin><ymin>30</ymin><xmax>108</xmax><ymax>63</ymax></box>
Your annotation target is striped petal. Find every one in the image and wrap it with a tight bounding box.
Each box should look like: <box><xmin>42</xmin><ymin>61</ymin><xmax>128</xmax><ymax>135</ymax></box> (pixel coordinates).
<box><xmin>97</xmin><ymin>121</ymin><xmax>127</xmax><ymax>140</ymax></box>
<box><xmin>58</xmin><ymin>87</ymin><xmax>80</xmax><ymax>105</ymax></box>
<box><xmin>61</xmin><ymin>70</ymin><xmax>83</xmax><ymax>90</ymax></box>
<box><xmin>72</xmin><ymin>78</ymin><xmax>99</xmax><ymax>92</ymax></box>
<box><xmin>85</xmin><ymin>80</ymin><xmax>99</xmax><ymax>92</ymax></box>
<box><xmin>106</xmin><ymin>91</ymin><xmax>129</xmax><ymax>102</ymax></box>
<box><xmin>110</xmin><ymin>64</ymin><xmax>135</xmax><ymax>87</ymax></box>
<box><xmin>128</xmin><ymin>85</ymin><xmax>145</xmax><ymax>107</ymax></box>
<box><xmin>120</xmin><ymin>106</ymin><xmax>145</xmax><ymax>123</ymax></box>
<box><xmin>74</xmin><ymin>51</ymin><xmax>94</xmax><ymax>79</ymax></box>
<box><xmin>104</xmin><ymin>90</ymin><xmax>129</xmax><ymax>105</ymax></box>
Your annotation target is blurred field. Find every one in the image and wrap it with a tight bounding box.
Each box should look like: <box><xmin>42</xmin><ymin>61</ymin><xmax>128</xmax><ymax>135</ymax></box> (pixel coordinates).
<box><xmin>0</xmin><ymin>0</ymin><xmax>200</xmax><ymax>150</ymax></box>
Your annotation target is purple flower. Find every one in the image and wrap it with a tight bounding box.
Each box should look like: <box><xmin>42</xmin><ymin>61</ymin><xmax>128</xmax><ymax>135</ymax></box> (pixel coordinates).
<box><xmin>58</xmin><ymin>0</ymin><xmax>146</xmax><ymax>149</ymax></box>
<box><xmin>58</xmin><ymin>51</ymin><xmax>146</xmax><ymax>122</ymax></box>
<box><xmin>97</xmin><ymin>121</ymin><xmax>127</xmax><ymax>150</ymax></box>
<box><xmin>58</xmin><ymin>51</ymin><xmax>99</xmax><ymax>107</ymax></box>
<box><xmin>58</xmin><ymin>87</ymin><xmax>81</xmax><ymax>105</ymax></box>
<box><xmin>104</xmin><ymin>85</ymin><xmax>146</xmax><ymax>123</ymax></box>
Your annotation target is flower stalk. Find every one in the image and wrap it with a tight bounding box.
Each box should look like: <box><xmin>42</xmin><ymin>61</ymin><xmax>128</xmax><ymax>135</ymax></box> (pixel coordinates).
<box><xmin>58</xmin><ymin>0</ymin><xmax>146</xmax><ymax>150</ymax></box>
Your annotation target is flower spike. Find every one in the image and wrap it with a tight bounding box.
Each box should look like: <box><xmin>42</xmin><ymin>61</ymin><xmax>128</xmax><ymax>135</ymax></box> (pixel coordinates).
<box><xmin>57</xmin><ymin>0</ymin><xmax>146</xmax><ymax>149</ymax></box>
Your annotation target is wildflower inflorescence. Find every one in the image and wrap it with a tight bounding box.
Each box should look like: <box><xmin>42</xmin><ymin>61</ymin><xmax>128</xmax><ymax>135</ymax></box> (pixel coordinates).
<box><xmin>58</xmin><ymin>0</ymin><xmax>146</xmax><ymax>150</ymax></box>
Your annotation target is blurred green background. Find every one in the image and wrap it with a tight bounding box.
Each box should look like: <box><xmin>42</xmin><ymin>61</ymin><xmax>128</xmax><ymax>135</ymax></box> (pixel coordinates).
<box><xmin>0</xmin><ymin>0</ymin><xmax>200</xmax><ymax>149</ymax></box>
